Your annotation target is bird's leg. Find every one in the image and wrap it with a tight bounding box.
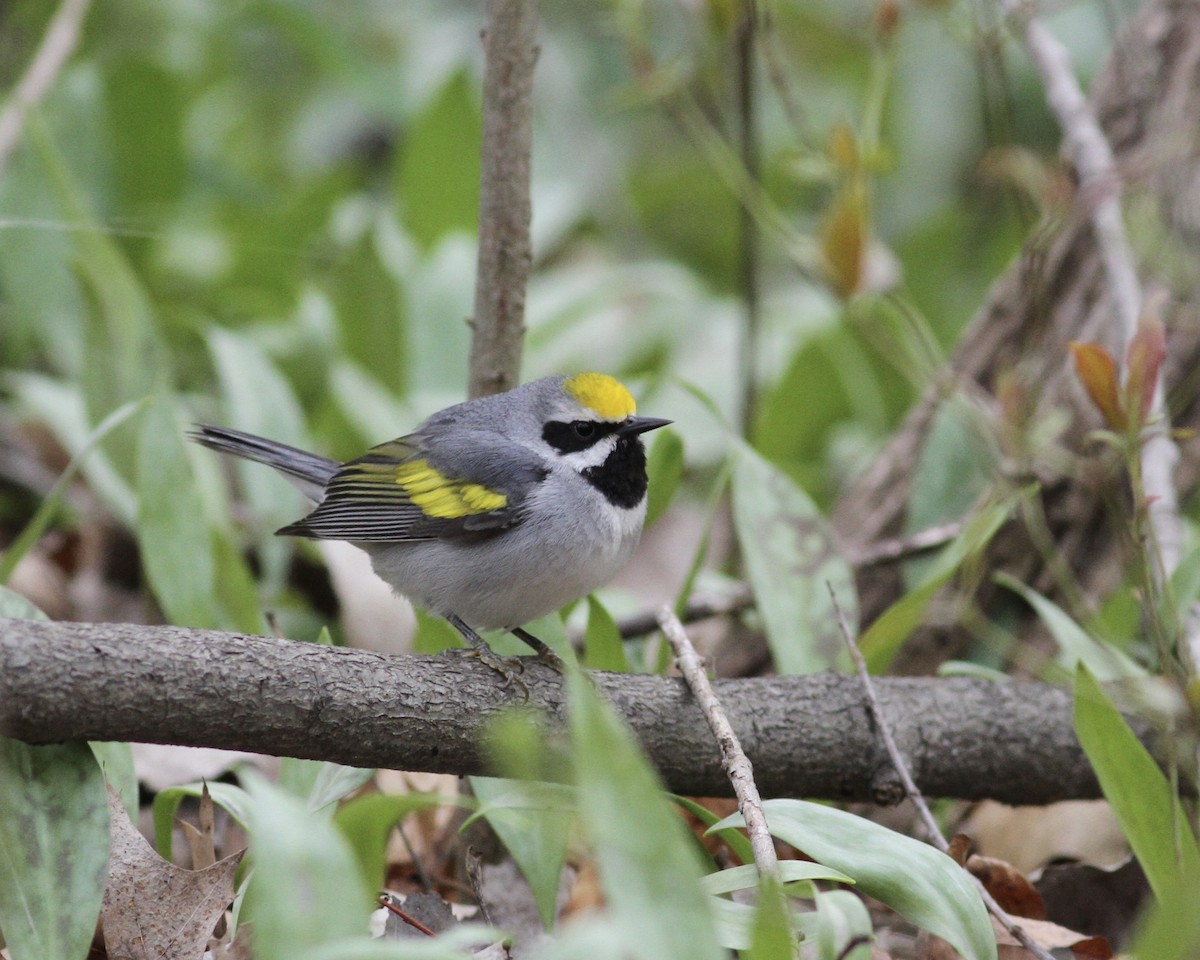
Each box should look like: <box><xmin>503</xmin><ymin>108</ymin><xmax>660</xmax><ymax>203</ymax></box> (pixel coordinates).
<box><xmin>510</xmin><ymin>627</ymin><xmax>568</xmax><ymax>673</ymax></box>
<box><xmin>444</xmin><ymin>613</ymin><xmax>528</xmax><ymax>695</ymax></box>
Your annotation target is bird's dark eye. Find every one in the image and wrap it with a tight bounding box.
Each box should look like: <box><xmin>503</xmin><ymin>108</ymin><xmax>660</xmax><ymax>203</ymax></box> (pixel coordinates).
<box><xmin>573</xmin><ymin>421</ymin><xmax>596</xmax><ymax>439</ymax></box>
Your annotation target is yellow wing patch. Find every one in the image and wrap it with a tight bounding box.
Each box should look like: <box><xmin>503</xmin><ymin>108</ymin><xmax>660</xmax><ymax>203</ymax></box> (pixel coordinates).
<box><xmin>393</xmin><ymin>459</ymin><xmax>508</xmax><ymax>519</ymax></box>
<box><xmin>564</xmin><ymin>372</ymin><xmax>636</xmax><ymax>421</ymax></box>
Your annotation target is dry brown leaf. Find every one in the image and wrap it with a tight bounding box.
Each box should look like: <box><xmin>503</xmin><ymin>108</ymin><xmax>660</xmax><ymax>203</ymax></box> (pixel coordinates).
<box><xmin>181</xmin><ymin>782</ymin><xmax>217</xmax><ymax>871</ymax></box>
<box><xmin>925</xmin><ymin>915</ymin><xmax>1112</xmax><ymax>960</ymax></box>
<box><xmin>966</xmin><ymin>854</ymin><xmax>1046</xmax><ymax>920</ymax></box>
<box><xmin>101</xmin><ymin>786</ymin><xmax>244</xmax><ymax>960</ymax></box>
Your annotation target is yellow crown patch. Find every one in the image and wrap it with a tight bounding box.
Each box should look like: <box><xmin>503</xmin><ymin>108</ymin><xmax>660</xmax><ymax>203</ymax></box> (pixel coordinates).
<box><xmin>564</xmin><ymin>372</ymin><xmax>636</xmax><ymax>421</ymax></box>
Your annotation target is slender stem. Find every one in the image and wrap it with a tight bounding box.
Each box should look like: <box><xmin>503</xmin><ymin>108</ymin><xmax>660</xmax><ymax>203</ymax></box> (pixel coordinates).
<box><xmin>468</xmin><ymin>0</ymin><xmax>538</xmax><ymax>399</ymax></box>
<box><xmin>735</xmin><ymin>3</ymin><xmax>760</xmax><ymax>438</ymax></box>
<box><xmin>828</xmin><ymin>583</ymin><xmax>1057</xmax><ymax>960</ymax></box>
<box><xmin>658</xmin><ymin>608</ymin><xmax>779</xmax><ymax>882</ymax></box>
<box><xmin>0</xmin><ymin>0</ymin><xmax>93</xmax><ymax>179</ymax></box>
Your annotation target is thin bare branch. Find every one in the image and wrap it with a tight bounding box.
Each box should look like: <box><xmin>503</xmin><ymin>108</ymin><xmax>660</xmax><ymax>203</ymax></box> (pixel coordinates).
<box><xmin>829</xmin><ymin>584</ymin><xmax>1057</xmax><ymax>960</ymax></box>
<box><xmin>468</xmin><ymin>0</ymin><xmax>538</xmax><ymax>399</ymax></box>
<box><xmin>658</xmin><ymin>608</ymin><xmax>778</xmax><ymax>882</ymax></box>
<box><xmin>1002</xmin><ymin>0</ymin><xmax>1188</xmax><ymax>665</ymax></box>
<box><xmin>0</xmin><ymin>0</ymin><xmax>93</xmax><ymax>179</ymax></box>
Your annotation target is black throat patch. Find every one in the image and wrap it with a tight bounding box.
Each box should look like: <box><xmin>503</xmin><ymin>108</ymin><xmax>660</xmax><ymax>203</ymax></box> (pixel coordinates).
<box><xmin>582</xmin><ymin>436</ymin><xmax>648</xmax><ymax>509</ymax></box>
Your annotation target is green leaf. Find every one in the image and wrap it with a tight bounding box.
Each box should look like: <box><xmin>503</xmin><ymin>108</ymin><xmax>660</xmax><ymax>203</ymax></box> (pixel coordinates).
<box><xmin>708</xmin><ymin>895</ymin><xmax>820</xmax><ymax>952</ymax></box>
<box><xmin>745</xmin><ymin>880</ymin><xmax>795</xmax><ymax>960</ymax></box>
<box><xmin>334</xmin><ymin>792</ymin><xmax>463</xmax><ymax>895</ymax></box>
<box><xmin>731</xmin><ymin>443</ymin><xmax>856</xmax><ymax>674</ymax></box>
<box><xmin>7</xmin><ymin>374</ymin><xmax>137</xmax><ymax>527</ymax></box>
<box><xmin>860</xmin><ymin>493</ymin><xmax>1016</xmax><ymax>672</ymax></box>
<box><xmin>644</xmin><ymin>427</ymin><xmax>684</xmax><ymax>528</ymax></box>
<box><xmin>715</xmin><ymin>799</ymin><xmax>995</xmax><ymax>960</ymax></box>
<box><xmin>29</xmin><ymin>118</ymin><xmax>160</xmax><ymax>460</ymax></box>
<box><xmin>89</xmin><ymin>741</ymin><xmax>137</xmax><ymax>819</ymax></box>
<box><xmin>584</xmin><ymin>595</ymin><xmax>629</xmax><ymax>672</ymax></box>
<box><xmin>1129</xmin><ymin>855</ymin><xmax>1200</xmax><ymax>960</ymax></box>
<box><xmin>672</xmin><ymin>795</ymin><xmax>754</xmax><ymax>866</ymax></box>
<box><xmin>0</xmin><ymin>585</ymin><xmax>48</xmax><ymax>620</ymax></box>
<box><xmin>243</xmin><ymin>773</ymin><xmax>371</xmax><ymax>959</ymax></box>
<box><xmin>0</xmin><ymin>738</ymin><xmax>109</xmax><ymax>960</ymax></box>
<box><xmin>469</xmin><ymin>777</ymin><xmax>575</xmax><ymax>929</ymax></box>
<box><xmin>136</xmin><ymin>393</ymin><xmax>217</xmax><ymax>628</ymax></box>
<box><xmin>996</xmin><ymin>573</ymin><xmax>1146</xmax><ymax>680</ymax></box>
<box><xmin>700</xmin><ymin>861</ymin><xmax>853</xmax><ymax>896</ymax></box>
<box><xmin>308</xmin><ymin>764</ymin><xmax>377</xmax><ymax>813</ymax></box>
<box><xmin>0</xmin><ymin>398</ymin><xmax>145</xmax><ymax>585</ymax></box>
<box><xmin>814</xmin><ymin>888</ymin><xmax>873</xmax><ymax>960</ymax></box>
<box><xmin>1073</xmin><ymin>665</ymin><xmax>1200</xmax><ymax>901</ymax></box>
<box><xmin>207</xmin><ymin>326</ymin><xmax>308</xmax><ymax>590</ymax></box>
<box><xmin>153</xmin><ymin>781</ymin><xmax>253</xmax><ymax>860</ymax></box>
<box><xmin>568</xmin><ymin>670</ymin><xmax>724</xmax><ymax>960</ymax></box>
<box><xmin>904</xmin><ymin>397</ymin><xmax>998</xmax><ymax>587</ymax></box>
<box><xmin>397</xmin><ymin>69</ymin><xmax>481</xmax><ymax>249</ymax></box>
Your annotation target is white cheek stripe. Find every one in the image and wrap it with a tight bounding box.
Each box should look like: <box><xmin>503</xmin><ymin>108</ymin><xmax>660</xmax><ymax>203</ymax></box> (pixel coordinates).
<box><xmin>558</xmin><ymin>435</ymin><xmax>619</xmax><ymax>472</ymax></box>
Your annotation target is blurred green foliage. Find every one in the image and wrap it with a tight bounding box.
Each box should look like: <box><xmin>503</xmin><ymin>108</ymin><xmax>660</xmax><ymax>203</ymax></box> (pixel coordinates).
<box><xmin>1</xmin><ymin>0</ymin><xmax>1115</xmax><ymax>634</ymax></box>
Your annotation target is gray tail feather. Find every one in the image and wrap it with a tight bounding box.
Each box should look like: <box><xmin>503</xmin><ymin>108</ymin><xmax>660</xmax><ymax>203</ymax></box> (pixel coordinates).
<box><xmin>188</xmin><ymin>425</ymin><xmax>338</xmax><ymax>502</ymax></box>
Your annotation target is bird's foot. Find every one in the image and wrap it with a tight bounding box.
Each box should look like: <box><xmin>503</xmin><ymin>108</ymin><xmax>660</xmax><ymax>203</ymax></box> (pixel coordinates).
<box><xmin>445</xmin><ymin>613</ymin><xmax>530</xmax><ymax>696</ymax></box>
<box><xmin>510</xmin><ymin>627</ymin><xmax>568</xmax><ymax>674</ymax></box>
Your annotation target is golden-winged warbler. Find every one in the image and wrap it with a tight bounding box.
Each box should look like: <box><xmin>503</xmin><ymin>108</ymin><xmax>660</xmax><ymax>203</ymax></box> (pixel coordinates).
<box><xmin>191</xmin><ymin>372</ymin><xmax>670</xmax><ymax>676</ymax></box>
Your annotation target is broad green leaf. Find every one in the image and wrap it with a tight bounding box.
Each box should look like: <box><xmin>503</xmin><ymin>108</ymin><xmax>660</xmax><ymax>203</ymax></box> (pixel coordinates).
<box><xmin>207</xmin><ymin>326</ymin><xmax>308</xmax><ymax>591</ymax></box>
<box><xmin>211</xmin><ymin>528</ymin><xmax>269</xmax><ymax>635</ymax></box>
<box><xmin>243</xmin><ymin>773</ymin><xmax>370</xmax><ymax>960</ymax></box>
<box><xmin>708</xmin><ymin>895</ymin><xmax>820</xmax><ymax>952</ymax></box>
<box><xmin>1129</xmin><ymin>855</ymin><xmax>1200</xmax><ymax>960</ymax></box>
<box><xmin>814</xmin><ymin>888</ymin><xmax>873</xmax><ymax>960</ymax></box>
<box><xmin>298</xmin><ymin>927</ymin><xmax>499</xmax><ymax>960</ymax></box>
<box><xmin>715</xmin><ymin>799</ymin><xmax>995</xmax><ymax>960</ymax></box>
<box><xmin>644</xmin><ymin>427</ymin><xmax>684</xmax><ymax>528</ymax></box>
<box><xmin>0</xmin><ymin>739</ymin><xmax>109</xmax><ymax>960</ymax></box>
<box><xmin>7</xmin><ymin>374</ymin><xmax>137</xmax><ymax>526</ymax></box>
<box><xmin>397</xmin><ymin>69</ymin><xmax>481</xmax><ymax>249</ymax></box>
<box><xmin>700</xmin><ymin>861</ymin><xmax>853</xmax><ymax>896</ymax></box>
<box><xmin>470</xmin><ymin>777</ymin><xmax>575</xmax><ymax>929</ymax></box>
<box><xmin>0</xmin><ymin>586</ymin><xmax>48</xmax><ymax>620</ymax></box>
<box><xmin>30</xmin><ymin>118</ymin><xmax>160</xmax><ymax>459</ymax></box>
<box><xmin>861</xmin><ymin>493</ymin><xmax>1016</xmax><ymax>672</ymax></box>
<box><xmin>584</xmin><ymin>595</ymin><xmax>629</xmax><ymax>672</ymax></box>
<box><xmin>136</xmin><ymin>393</ymin><xmax>217</xmax><ymax>628</ymax></box>
<box><xmin>89</xmin><ymin>741</ymin><xmax>137</xmax><ymax>819</ymax></box>
<box><xmin>1073</xmin><ymin>665</ymin><xmax>1200</xmax><ymax>901</ymax></box>
<box><xmin>334</xmin><ymin>792</ymin><xmax>464</xmax><ymax>895</ymax></box>
<box><xmin>153</xmin><ymin>781</ymin><xmax>253</xmax><ymax>860</ymax></box>
<box><xmin>731</xmin><ymin>443</ymin><xmax>855</xmax><ymax>675</ymax></box>
<box><xmin>308</xmin><ymin>764</ymin><xmax>377</xmax><ymax>813</ymax></box>
<box><xmin>568</xmin><ymin>670</ymin><xmax>724</xmax><ymax>960</ymax></box>
<box><xmin>996</xmin><ymin>573</ymin><xmax>1145</xmax><ymax>680</ymax></box>
<box><xmin>672</xmin><ymin>795</ymin><xmax>753</xmax><ymax>865</ymax></box>
<box><xmin>904</xmin><ymin>397</ymin><xmax>998</xmax><ymax>587</ymax></box>
<box><xmin>745</xmin><ymin>880</ymin><xmax>795</xmax><ymax>960</ymax></box>
<box><xmin>0</xmin><ymin>398</ymin><xmax>144</xmax><ymax>584</ymax></box>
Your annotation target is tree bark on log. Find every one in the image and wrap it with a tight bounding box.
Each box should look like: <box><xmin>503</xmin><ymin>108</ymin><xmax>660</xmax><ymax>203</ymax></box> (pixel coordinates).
<box><xmin>1</xmin><ymin>618</ymin><xmax>1120</xmax><ymax>805</ymax></box>
<box><xmin>833</xmin><ymin>0</ymin><xmax>1200</xmax><ymax>674</ymax></box>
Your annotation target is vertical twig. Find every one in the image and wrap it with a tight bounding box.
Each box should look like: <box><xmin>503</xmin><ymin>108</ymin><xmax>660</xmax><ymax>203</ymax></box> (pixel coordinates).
<box><xmin>828</xmin><ymin>585</ymin><xmax>1056</xmax><ymax>960</ymax></box>
<box><xmin>0</xmin><ymin>0</ymin><xmax>93</xmax><ymax>179</ymax></box>
<box><xmin>468</xmin><ymin>0</ymin><xmax>539</xmax><ymax>400</ymax></box>
<box><xmin>735</xmin><ymin>3</ymin><xmax>760</xmax><ymax>437</ymax></box>
<box><xmin>657</xmin><ymin>608</ymin><xmax>779</xmax><ymax>882</ymax></box>
<box><xmin>1001</xmin><ymin>0</ymin><xmax>1190</xmax><ymax>664</ymax></box>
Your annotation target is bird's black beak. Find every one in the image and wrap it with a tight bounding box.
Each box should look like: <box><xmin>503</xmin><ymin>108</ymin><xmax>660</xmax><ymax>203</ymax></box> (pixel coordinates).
<box><xmin>619</xmin><ymin>416</ymin><xmax>673</xmax><ymax>436</ymax></box>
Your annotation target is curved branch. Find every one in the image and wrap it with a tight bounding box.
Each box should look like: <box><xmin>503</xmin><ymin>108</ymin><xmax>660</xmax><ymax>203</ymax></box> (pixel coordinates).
<box><xmin>0</xmin><ymin>618</ymin><xmax>1125</xmax><ymax>805</ymax></box>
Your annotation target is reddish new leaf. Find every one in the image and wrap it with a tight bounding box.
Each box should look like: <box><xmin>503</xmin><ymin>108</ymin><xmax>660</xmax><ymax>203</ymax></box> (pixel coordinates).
<box><xmin>1124</xmin><ymin>310</ymin><xmax>1166</xmax><ymax>426</ymax></box>
<box><xmin>1068</xmin><ymin>342</ymin><xmax>1126</xmax><ymax>431</ymax></box>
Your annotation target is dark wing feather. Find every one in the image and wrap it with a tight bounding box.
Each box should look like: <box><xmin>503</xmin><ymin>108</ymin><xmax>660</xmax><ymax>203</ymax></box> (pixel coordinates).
<box><xmin>277</xmin><ymin>433</ymin><xmax>547</xmax><ymax>543</ymax></box>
